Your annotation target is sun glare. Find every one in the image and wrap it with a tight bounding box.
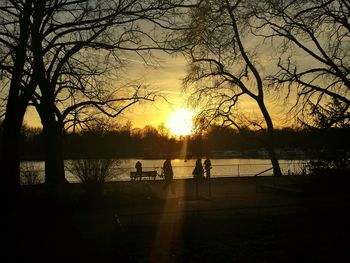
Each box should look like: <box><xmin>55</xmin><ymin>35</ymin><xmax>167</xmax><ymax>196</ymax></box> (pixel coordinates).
<box><xmin>166</xmin><ymin>108</ymin><xmax>195</xmax><ymax>136</ymax></box>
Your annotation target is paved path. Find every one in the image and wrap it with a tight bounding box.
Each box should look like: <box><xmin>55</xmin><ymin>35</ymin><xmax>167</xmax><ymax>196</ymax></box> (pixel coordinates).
<box><xmin>108</xmin><ymin>175</ymin><xmax>350</xmax><ymax>226</ymax></box>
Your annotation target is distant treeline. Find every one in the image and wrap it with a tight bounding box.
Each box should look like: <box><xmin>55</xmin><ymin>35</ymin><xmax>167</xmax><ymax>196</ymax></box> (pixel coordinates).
<box><xmin>17</xmin><ymin>125</ymin><xmax>350</xmax><ymax>160</ymax></box>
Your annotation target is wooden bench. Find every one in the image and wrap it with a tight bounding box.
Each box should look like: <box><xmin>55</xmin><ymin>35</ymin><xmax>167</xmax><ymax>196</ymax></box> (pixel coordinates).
<box><xmin>130</xmin><ymin>170</ymin><xmax>157</xmax><ymax>181</ymax></box>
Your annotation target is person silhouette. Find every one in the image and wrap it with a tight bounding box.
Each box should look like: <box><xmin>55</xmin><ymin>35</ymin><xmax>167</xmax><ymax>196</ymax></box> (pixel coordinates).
<box><xmin>135</xmin><ymin>161</ymin><xmax>142</xmax><ymax>181</ymax></box>
<box><xmin>204</xmin><ymin>157</ymin><xmax>212</xmax><ymax>179</ymax></box>
<box><xmin>192</xmin><ymin>158</ymin><xmax>204</xmax><ymax>179</ymax></box>
<box><xmin>162</xmin><ymin>158</ymin><xmax>175</xmax><ymax>194</ymax></box>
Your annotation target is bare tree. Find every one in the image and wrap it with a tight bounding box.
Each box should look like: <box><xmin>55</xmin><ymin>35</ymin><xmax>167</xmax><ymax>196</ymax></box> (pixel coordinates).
<box><xmin>1</xmin><ymin>0</ymin><xmax>195</xmax><ymax>187</ymax></box>
<box><xmin>27</xmin><ymin>0</ymin><xmax>191</xmax><ymax>184</ymax></box>
<box><xmin>180</xmin><ymin>0</ymin><xmax>282</xmax><ymax>176</ymax></box>
<box><xmin>253</xmin><ymin>0</ymin><xmax>350</xmax><ymax>126</ymax></box>
<box><xmin>299</xmin><ymin>99</ymin><xmax>350</xmax><ymax>129</ymax></box>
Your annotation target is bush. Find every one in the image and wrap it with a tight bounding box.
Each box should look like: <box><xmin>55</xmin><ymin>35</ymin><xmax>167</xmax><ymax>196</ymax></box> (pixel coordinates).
<box><xmin>66</xmin><ymin>158</ymin><xmax>121</xmax><ymax>196</ymax></box>
<box><xmin>306</xmin><ymin>158</ymin><xmax>350</xmax><ymax>176</ymax></box>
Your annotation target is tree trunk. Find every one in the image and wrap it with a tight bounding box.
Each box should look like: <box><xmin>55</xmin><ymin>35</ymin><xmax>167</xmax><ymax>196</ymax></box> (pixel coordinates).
<box><xmin>258</xmin><ymin>100</ymin><xmax>283</xmax><ymax>177</ymax></box>
<box><xmin>31</xmin><ymin>1</ymin><xmax>67</xmax><ymax>186</ymax></box>
<box><xmin>0</xmin><ymin>0</ymin><xmax>33</xmax><ymax>194</ymax></box>
<box><xmin>266</xmin><ymin>143</ymin><xmax>282</xmax><ymax>177</ymax></box>
<box><xmin>0</xmin><ymin>109</ymin><xmax>25</xmax><ymax>195</ymax></box>
<box><xmin>40</xmin><ymin>93</ymin><xmax>67</xmax><ymax>185</ymax></box>
<box><xmin>42</xmin><ymin>116</ymin><xmax>68</xmax><ymax>185</ymax></box>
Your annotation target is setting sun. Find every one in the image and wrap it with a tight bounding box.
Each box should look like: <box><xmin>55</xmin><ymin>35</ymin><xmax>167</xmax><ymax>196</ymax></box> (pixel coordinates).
<box><xmin>166</xmin><ymin>108</ymin><xmax>195</xmax><ymax>136</ymax></box>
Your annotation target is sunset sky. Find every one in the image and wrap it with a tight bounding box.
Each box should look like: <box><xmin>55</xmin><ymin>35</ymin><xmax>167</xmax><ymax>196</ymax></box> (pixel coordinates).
<box><xmin>17</xmin><ymin>3</ymin><xmax>303</xmax><ymax>134</ymax></box>
<box><xmin>23</xmin><ymin>51</ymin><xmax>291</xmax><ymax>132</ymax></box>
<box><xmin>23</xmin><ymin>54</ymin><xmax>190</xmax><ymax>130</ymax></box>
<box><xmin>117</xmin><ymin>52</ymin><xmax>292</xmax><ymax>131</ymax></box>
<box><xmin>2</xmin><ymin>0</ymin><xmax>343</xmax><ymax>139</ymax></box>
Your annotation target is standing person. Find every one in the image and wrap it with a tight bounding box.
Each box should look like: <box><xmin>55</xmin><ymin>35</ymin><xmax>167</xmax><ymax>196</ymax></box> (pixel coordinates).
<box><xmin>192</xmin><ymin>158</ymin><xmax>204</xmax><ymax>179</ymax></box>
<box><xmin>204</xmin><ymin>157</ymin><xmax>212</xmax><ymax>179</ymax></box>
<box><xmin>162</xmin><ymin>158</ymin><xmax>175</xmax><ymax>194</ymax></box>
<box><xmin>135</xmin><ymin>160</ymin><xmax>142</xmax><ymax>181</ymax></box>
<box><xmin>192</xmin><ymin>158</ymin><xmax>204</xmax><ymax>199</ymax></box>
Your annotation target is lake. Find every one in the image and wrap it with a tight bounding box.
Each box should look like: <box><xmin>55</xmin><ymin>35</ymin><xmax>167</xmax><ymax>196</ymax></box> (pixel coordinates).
<box><xmin>20</xmin><ymin>158</ymin><xmax>309</xmax><ymax>184</ymax></box>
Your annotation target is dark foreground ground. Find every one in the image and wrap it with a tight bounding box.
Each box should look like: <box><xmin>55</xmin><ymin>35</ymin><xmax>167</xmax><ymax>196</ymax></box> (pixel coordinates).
<box><xmin>5</xmin><ymin>175</ymin><xmax>350</xmax><ymax>262</ymax></box>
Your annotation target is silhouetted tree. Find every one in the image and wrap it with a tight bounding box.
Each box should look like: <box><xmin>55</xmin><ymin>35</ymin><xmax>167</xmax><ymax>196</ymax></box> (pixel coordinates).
<box><xmin>300</xmin><ymin>99</ymin><xmax>350</xmax><ymax>129</ymax></box>
<box><xmin>1</xmin><ymin>0</ymin><xmax>194</xmax><ymax>186</ymax></box>
<box><xmin>28</xmin><ymin>0</ymin><xmax>159</xmax><ymax>184</ymax></box>
<box><xmin>0</xmin><ymin>0</ymin><xmax>35</xmax><ymax>193</ymax></box>
<box><xmin>180</xmin><ymin>0</ymin><xmax>282</xmax><ymax>176</ymax></box>
<box><xmin>253</xmin><ymin>0</ymin><xmax>350</xmax><ymax>127</ymax></box>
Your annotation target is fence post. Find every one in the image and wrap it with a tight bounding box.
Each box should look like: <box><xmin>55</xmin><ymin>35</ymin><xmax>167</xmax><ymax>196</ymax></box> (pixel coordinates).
<box><xmin>208</xmin><ymin>176</ymin><xmax>212</xmax><ymax>197</ymax></box>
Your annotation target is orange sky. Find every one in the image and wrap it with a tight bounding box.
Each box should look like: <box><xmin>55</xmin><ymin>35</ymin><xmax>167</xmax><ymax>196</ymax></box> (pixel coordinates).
<box><xmin>118</xmin><ymin>52</ymin><xmax>293</xmax><ymax>130</ymax></box>
<box><xmin>23</xmin><ymin>52</ymin><xmax>292</xmax><ymax>131</ymax></box>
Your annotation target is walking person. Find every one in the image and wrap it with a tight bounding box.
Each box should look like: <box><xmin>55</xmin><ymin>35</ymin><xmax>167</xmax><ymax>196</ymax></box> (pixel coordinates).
<box><xmin>135</xmin><ymin>160</ymin><xmax>142</xmax><ymax>181</ymax></box>
<box><xmin>192</xmin><ymin>158</ymin><xmax>204</xmax><ymax>179</ymax></box>
<box><xmin>204</xmin><ymin>157</ymin><xmax>212</xmax><ymax>179</ymax></box>
<box><xmin>162</xmin><ymin>158</ymin><xmax>175</xmax><ymax>194</ymax></box>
